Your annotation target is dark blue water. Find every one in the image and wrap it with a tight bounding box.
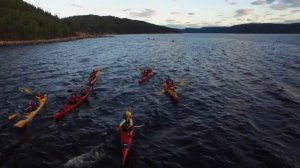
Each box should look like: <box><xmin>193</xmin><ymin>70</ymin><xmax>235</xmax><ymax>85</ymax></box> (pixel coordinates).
<box><xmin>0</xmin><ymin>34</ymin><xmax>299</xmax><ymax>168</ymax></box>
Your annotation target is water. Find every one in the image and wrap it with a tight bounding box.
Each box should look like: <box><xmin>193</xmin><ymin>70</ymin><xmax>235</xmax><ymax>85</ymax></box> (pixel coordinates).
<box><xmin>0</xmin><ymin>34</ymin><xmax>299</xmax><ymax>168</ymax></box>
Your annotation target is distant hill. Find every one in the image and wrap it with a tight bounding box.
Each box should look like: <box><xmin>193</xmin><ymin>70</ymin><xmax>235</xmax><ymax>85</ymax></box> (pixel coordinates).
<box><xmin>62</xmin><ymin>15</ymin><xmax>178</xmax><ymax>34</ymax></box>
<box><xmin>1</xmin><ymin>0</ymin><xmax>299</xmax><ymax>41</ymax></box>
<box><xmin>181</xmin><ymin>23</ymin><xmax>300</xmax><ymax>34</ymax></box>
<box><xmin>0</xmin><ymin>0</ymin><xmax>177</xmax><ymax>41</ymax></box>
<box><xmin>0</xmin><ymin>0</ymin><xmax>72</xmax><ymax>40</ymax></box>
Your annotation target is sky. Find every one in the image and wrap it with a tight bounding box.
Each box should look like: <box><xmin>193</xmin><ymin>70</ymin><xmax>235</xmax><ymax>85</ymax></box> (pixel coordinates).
<box><xmin>23</xmin><ymin>0</ymin><xmax>300</xmax><ymax>28</ymax></box>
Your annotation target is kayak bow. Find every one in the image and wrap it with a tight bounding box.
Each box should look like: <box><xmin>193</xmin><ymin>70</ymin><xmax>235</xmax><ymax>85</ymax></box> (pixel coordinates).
<box><xmin>138</xmin><ymin>68</ymin><xmax>153</xmax><ymax>84</ymax></box>
<box><xmin>14</xmin><ymin>94</ymin><xmax>47</xmax><ymax>128</ymax></box>
<box><xmin>89</xmin><ymin>69</ymin><xmax>101</xmax><ymax>86</ymax></box>
<box><xmin>120</xmin><ymin>126</ymin><xmax>134</xmax><ymax>166</ymax></box>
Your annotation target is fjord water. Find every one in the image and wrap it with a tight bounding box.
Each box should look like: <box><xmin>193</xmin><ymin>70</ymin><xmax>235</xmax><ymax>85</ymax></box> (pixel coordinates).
<box><xmin>0</xmin><ymin>34</ymin><xmax>299</xmax><ymax>168</ymax></box>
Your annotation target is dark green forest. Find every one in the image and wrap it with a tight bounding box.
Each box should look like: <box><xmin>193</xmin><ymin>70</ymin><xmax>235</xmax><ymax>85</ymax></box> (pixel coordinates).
<box><xmin>0</xmin><ymin>0</ymin><xmax>177</xmax><ymax>41</ymax></box>
<box><xmin>0</xmin><ymin>0</ymin><xmax>72</xmax><ymax>40</ymax></box>
<box><xmin>1</xmin><ymin>0</ymin><xmax>299</xmax><ymax>41</ymax></box>
<box><xmin>181</xmin><ymin>23</ymin><xmax>300</xmax><ymax>34</ymax></box>
<box><xmin>63</xmin><ymin>15</ymin><xmax>178</xmax><ymax>34</ymax></box>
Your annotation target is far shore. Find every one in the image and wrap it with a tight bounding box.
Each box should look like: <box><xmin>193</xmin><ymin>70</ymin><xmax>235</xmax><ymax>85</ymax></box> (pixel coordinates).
<box><xmin>0</xmin><ymin>34</ymin><xmax>113</xmax><ymax>47</ymax></box>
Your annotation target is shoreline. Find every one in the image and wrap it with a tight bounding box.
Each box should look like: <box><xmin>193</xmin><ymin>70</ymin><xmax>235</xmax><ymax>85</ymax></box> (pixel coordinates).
<box><xmin>0</xmin><ymin>34</ymin><xmax>113</xmax><ymax>47</ymax></box>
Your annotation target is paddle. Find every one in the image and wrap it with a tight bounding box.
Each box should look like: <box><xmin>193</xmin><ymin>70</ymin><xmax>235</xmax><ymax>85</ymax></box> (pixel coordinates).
<box><xmin>6</xmin><ymin>87</ymin><xmax>33</xmax><ymax>120</ymax></box>
<box><xmin>176</xmin><ymin>80</ymin><xmax>185</xmax><ymax>87</ymax></box>
<box><xmin>96</xmin><ymin>65</ymin><xmax>103</xmax><ymax>75</ymax></box>
<box><xmin>134</xmin><ymin>124</ymin><xmax>144</xmax><ymax>128</ymax></box>
<box><xmin>136</xmin><ymin>65</ymin><xmax>142</xmax><ymax>74</ymax></box>
<box><xmin>8</xmin><ymin>113</ymin><xmax>17</xmax><ymax>120</ymax></box>
<box><xmin>23</xmin><ymin>87</ymin><xmax>32</xmax><ymax>94</ymax></box>
<box><xmin>14</xmin><ymin>120</ymin><xmax>27</xmax><ymax>128</ymax></box>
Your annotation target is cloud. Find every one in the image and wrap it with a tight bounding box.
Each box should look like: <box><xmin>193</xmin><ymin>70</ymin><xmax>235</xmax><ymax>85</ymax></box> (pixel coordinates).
<box><xmin>251</xmin><ymin>0</ymin><xmax>267</xmax><ymax>5</ymax></box>
<box><xmin>166</xmin><ymin>19</ymin><xmax>177</xmax><ymax>23</ymax></box>
<box><xmin>123</xmin><ymin>8</ymin><xmax>131</xmax><ymax>12</ymax></box>
<box><xmin>170</xmin><ymin>11</ymin><xmax>181</xmax><ymax>15</ymax></box>
<box><xmin>234</xmin><ymin>9</ymin><xmax>254</xmax><ymax>17</ymax></box>
<box><xmin>270</xmin><ymin>17</ymin><xmax>282</xmax><ymax>20</ymax></box>
<box><xmin>291</xmin><ymin>9</ymin><xmax>300</xmax><ymax>13</ymax></box>
<box><xmin>270</xmin><ymin>3</ymin><xmax>289</xmax><ymax>10</ymax></box>
<box><xmin>270</xmin><ymin>0</ymin><xmax>300</xmax><ymax>10</ymax></box>
<box><xmin>166</xmin><ymin>23</ymin><xmax>201</xmax><ymax>29</ymax></box>
<box><xmin>283</xmin><ymin>18</ymin><xmax>300</xmax><ymax>23</ymax></box>
<box><xmin>225</xmin><ymin>0</ymin><xmax>239</xmax><ymax>5</ymax></box>
<box><xmin>188</xmin><ymin>12</ymin><xmax>195</xmax><ymax>15</ymax></box>
<box><xmin>71</xmin><ymin>3</ymin><xmax>81</xmax><ymax>8</ymax></box>
<box><xmin>251</xmin><ymin>0</ymin><xmax>275</xmax><ymax>5</ymax></box>
<box><xmin>129</xmin><ymin>9</ymin><xmax>156</xmax><ymax>18</ymax></box>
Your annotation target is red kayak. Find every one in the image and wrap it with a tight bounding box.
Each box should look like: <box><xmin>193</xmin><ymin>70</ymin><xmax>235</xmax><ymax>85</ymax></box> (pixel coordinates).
<box><xmin>138</xmin><ymin>68</ymin><xmax>153</xmax><ymax>84</ymax></box>
<box><xmin>53</xmin><ymin>87</ymin><xmax>91</xmax><ymax>119</ymax></box>
<box><xmin>120</xmin><ymin>126</ymin><xmax>134</xmax><ymax>166</ymax></box>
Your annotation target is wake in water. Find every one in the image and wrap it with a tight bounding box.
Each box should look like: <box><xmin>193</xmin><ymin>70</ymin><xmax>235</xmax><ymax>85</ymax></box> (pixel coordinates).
<box><xmin>64</xmin><ymin>146</ymin><xmax>105</xmax><ymax>168</ymax></box>
<box><xmin>277</xmin><ymin>83</ymin><xmax>300</xmax><ymax>104</ymax></box>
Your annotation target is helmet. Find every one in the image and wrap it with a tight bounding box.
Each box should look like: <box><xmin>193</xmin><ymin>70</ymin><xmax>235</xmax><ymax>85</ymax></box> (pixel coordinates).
<box><xmin>125</xmin><ymin>111</ymin><xmax>131</xmax><ymax>118</ymax></box>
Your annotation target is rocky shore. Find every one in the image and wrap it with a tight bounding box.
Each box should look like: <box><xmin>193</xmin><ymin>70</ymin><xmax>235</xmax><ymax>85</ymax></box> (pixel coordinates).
<box><xmin>0</xmin><ymin>33</ymin><xmax>112</xmax><ymax>47</ymax></box>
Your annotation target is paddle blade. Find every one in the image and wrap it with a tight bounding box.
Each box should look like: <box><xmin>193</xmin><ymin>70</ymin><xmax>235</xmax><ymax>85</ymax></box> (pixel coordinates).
<box><xmin>23</xmin><ymin>88</ymin><xmax>32</xmax><ymax>94</ymax></box>
<box><xmin>159</xmin><ymin>90</ymin><xmax>165</xmax><ymax>95</ymax></box>
<box><xmin>178</xmin><ymin>80</ymin><xmax>185</xmax><ymax>86</ymax></box>
<box><xmin>14</xmin><ymin>120</ymin><xmax>27</xmax><ymax>128</ymax></box>
<box><xmin>136</xmin><ymin>66</ymin><xmax>142</xmax><ymax>73</ymax></box>
<box><xmin>96</xmin><ymin>65</ymin><xmax>103</xmax><ymax>71</ymax></box>
<box><xmin>8</xmin><ymin>114</ymin><xmax>17</xmax><ymax>120</ymax></box>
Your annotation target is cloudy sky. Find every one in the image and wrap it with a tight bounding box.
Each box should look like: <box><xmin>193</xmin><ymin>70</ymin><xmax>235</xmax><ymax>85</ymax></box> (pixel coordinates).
<box><xmin>24</xmin><ymin>0</ymin><xmax>300</xmax><ymax>28</ymax></box>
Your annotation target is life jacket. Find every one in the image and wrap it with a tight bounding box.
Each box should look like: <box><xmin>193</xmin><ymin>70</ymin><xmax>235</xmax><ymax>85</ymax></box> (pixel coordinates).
<box><xmin>122</xmin><ymin>118</ymin><xmax>132</xmax><ymax>130</ymax></box>
<box><xmin>68</xmin><ymin>96</ymin><xmax>77</xmax><ymax>104</ymax></box>
<box><xmin>35</xmin><ymin>94</ymin><xmax>44</xmax><ymax>99</ymax></box>
<box><xmin>80</xmin><ymin>88</ymin><xmax>88</xmax><ymax>96</ymax></box>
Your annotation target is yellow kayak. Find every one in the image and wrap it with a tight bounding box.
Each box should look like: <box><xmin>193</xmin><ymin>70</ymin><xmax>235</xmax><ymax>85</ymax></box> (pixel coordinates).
<box><xmin>163</xmin><ymin>84</ymin><xmax>178</xmax><ymax>100</ymax></box>
<box><xmin>14</xmin><ymin>95</ymin><xmax>47</xmax><ymax>128</ymax></box>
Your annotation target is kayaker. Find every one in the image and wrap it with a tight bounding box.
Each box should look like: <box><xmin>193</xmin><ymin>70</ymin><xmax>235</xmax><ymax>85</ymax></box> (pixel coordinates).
<box><xmin>24</xmin><ymin>100</ymin><xmax>38</xmax><ymax>113</ymax></box>
<box><xmin>142</xmin><ymin>69</ymin><xmax>148</xmax><ymax>77</ymax></box>
<box><xmin>142</xmin><ymin>68</ymin><xmax>152</xmax><ymax>77</ymax></box>
<box><xmin>89</xmin><ymin>70</ymin><xmax>97</xmax><ymax>80</ymax></box>
<box><xmin>80</xmin><ymin>86</ymin><xmax>88</xmax><ymax>96</ymax></box>
<box><xmin>35</xmin><ymin>92</ymin><xmax>44</xmax><ymax>99</ymax></box>
<box><xmin>68</xmin><ymin>94</ymin><xmax>77</xmax><ymax>105</ymax></box>
<box><xmin>166</xmin><ymin>76</ymin><xmax>176</xmax><ymax>91</ymax></box>
<box><xmin>118</xmin><ymin>107</ymin><xmax>133</xmax><ymax>131</ymax></box>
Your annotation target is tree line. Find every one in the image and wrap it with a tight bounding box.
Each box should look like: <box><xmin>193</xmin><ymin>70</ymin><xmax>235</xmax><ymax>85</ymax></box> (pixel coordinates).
<box><xmin>0</xmin><ymin>0</ymin><xmax>177</xmax><ymax>41</ymax></box>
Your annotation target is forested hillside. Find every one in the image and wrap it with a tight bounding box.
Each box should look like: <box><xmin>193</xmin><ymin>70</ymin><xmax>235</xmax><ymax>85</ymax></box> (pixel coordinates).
<box><xmin>0</xmin><ymin>0</ymin><xmax>177</xmax><ymax>41</ymax></box>
<box><xmin>62</xmin><ymin>15</ymin><xmax>178</xmax><ymax>34</ymax></box>
<box><xmin>0</xmin><ymin>0</ymin><xmax>72</xmax><ymax>40</ymax></box>
<box><xmin>181</xmin><ymin>23</ymin><xmax>300</xmax><ymax>34</ymax></box>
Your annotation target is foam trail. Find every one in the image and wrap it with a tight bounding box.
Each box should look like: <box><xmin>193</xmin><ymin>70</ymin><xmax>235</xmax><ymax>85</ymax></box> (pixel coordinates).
<box><xmin>64</xmin><ymin>148</ymin><xmax>104</xmax><ymax>168</ymax></box>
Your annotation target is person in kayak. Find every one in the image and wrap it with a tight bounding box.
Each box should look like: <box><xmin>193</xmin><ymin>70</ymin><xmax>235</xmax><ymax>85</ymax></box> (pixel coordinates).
<box><xmin>68</xmin><ymin>94</ymin><xmax>78</xmax><ymax>105</ymax></box>
<box><xmin>35</xmin><ymin>92</ymin><xmax>45</xmax><ymax>99</ymax></box>
<box><xmin>24</xmin><ymin>100</ymin><xmax>38</xmax><ymax>113</ymax></box>
<box><xmin>142</xmin><ymin>68</ymin><xmax>152</xmax><ymax>77</ymax></box>
<box><xmin>80</xmin><ymin>86</ymin><xmax>88</xmax><ymax>96</ymax></box>
<box><xmin>166</xmin><ymin>76</ymin><xmax>176</xmax><ymax>91</ymax></box>
<box><xmin>118</xmin><ymin>107</ymin><xmax>133</xmax><ymax>132</ymax></box>
<box><xmin>89</xmin><ymin>70</ymin><xmax>97</xmax><ymax>81</ymax></box>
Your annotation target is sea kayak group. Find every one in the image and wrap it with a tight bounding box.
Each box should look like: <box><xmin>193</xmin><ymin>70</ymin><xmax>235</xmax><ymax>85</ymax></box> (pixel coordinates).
<box><xmin>4</xmin><ymin>66</ymin><xmax>182</xmax><ymax>166</ymax></box>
